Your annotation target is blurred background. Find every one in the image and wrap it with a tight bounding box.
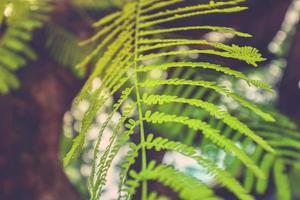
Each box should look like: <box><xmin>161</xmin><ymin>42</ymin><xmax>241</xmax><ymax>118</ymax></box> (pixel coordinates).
<box><xmin>1</xmin><ymin>0</ymin><xmax>300</xmax><ymax>199</ymax></box>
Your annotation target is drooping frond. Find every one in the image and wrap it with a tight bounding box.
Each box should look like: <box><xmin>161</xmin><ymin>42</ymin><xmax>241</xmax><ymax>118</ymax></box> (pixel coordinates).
<box><xmin>91</xmin><ymin>106</ymin><xmax>136</xmax><ymax>200</ymax></box>
<box><xmin>45</xmin><ymin>24</ymin><xmax>92</xmax><ymax>77</ymax></box>
<box><xmin>0</xmin><ymin>0</ymin><xmax>51</xmax><ymax>94</ymax></box>
<box><xmin>64</xmin><ymin>0</ymin><xmax>278</xmax><ymax>199</ymax></box>
<box><xmin>219</xmin><ymin>108</ymin><xmax>300</xmax><ymax>200</ymax></box>
<box><xmin>157</xmin><ymin>73</ymin><xmax>300</xmax><ymax>200</ymax></box>
<box><xmin>118</xmin><ymin>142</ymin><xmax>140</xmax><ymax>199</ymax></box>
<box><xmin>64</xmin><ymin>87</ymin><xmax>133</xmax><ymax>167</ymax></box>
<box><xmin>117</xmin><ymin>133</ymin><xmax>254</xmax><ymax>199</ymax></box>
<box><xmin>144</xmin><ymin>111</ymin><xmax>264</xmax><ymax>178</ymax></box>
<box><xmin>142</xmin><ymin>134</ymin><xmax>254</xmax><ymax>200</ymax></box>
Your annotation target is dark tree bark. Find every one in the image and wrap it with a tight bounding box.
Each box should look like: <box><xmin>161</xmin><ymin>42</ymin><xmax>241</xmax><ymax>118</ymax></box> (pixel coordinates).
<box><xmin>279</xmin><ymin>21</ymin><xmax>300</xmax><ymax>121</ymax></box>
<box><xmin>230</xmin><ymin>0</ymin><xmax>293</xmax><ymax>58</ymax></box>
<box><xmin>0</xmin><ymin>1</ymin><xmax>94</xmax><ymax>200</ymax></box>
<box><xmin>0</xmin><ymin>57</ymin><xmax>83</xmax><ymax>200</ymax></box>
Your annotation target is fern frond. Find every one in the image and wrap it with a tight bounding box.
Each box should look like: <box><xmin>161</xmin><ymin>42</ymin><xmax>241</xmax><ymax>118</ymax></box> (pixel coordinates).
<box><xmin>45</xmin><ymin>25</ymin><xmax>90</xmax><ymax>76</ymax></box>
<box><xmin>80</xmin><ymin>8</ymin><xmax>135</xmax><ymax>46</ymax></box>
<box><xmin>89</xmin><ymin>88</ymin><xmax>134</xmax><ymax>181</ymax></box>
<box><xmin>126</xmin><ymin>162</ymin><xmax>222</xmax><ymax>200</ymax></box>
<box><xmin>0</xmin><ymin>0</ymin><xmax>51</xmax><ymax>94</ymax></box>
<box><xmin>0</xmin><ymin>67</ymin><xmax>19</xmax><ymax>92</ymax></box>
<box><xmin>243</xmin><ymin>147</ymin><xmax>263</xmax><ymax>191</ymax></box>
<box><xmin>76</xmin><ymin>15</ymin><xmax>134</xmax><ymax>69</ymax></box>
<box><xmin>64</xmin><ymin>87</ymin><xmax>133</xmax><ymax>167</ymax></box>
<box><xmin>140</xmin><ymin>0</ymin><xmax>245</xmax><ymax>21</ymax></box>
<box><xmin>141</xmin><ymin>79</ymin><xmax>275</xmax><ymax>122</ymax></box>
<box><xmin>256</xmin><ymin>154</ymin><xmax>275</xmax><ymax>194</ymax></box>
<box><xmin>138</xmin><ymin>62</ymin><xmax>272</xmax><ymax>92</ymax></box>
<box><xmin>92</xmin><ymin>106</ymin><xmax>135</xmax><ymax>200</ymax></box>
<box><xmin>139</xmin><ymin>134</ymin><xmax>254</xmax><ymax>200</ymax></box>
<box><xmin>141</xmin><ymin>0</ymin><xmax>184</xmax><ymax>14</ymax></box>
<box><xmin>274</xmin><ymin>160</ymin><xmax>291</xmax><ymax>200</ymax></box>
<box><xmin>65</xmin><ymin>0</ymin><xmax>276</xmax><ymax>199</ymax></box>
<box><xmin>93</xmin><ymin>11</ymin><xmax>122</xmax><ymax>27</ymax></box>
<box><xmin>221</xmin><ymin>107</ymin><xmax>300</xmax><ymax>199</ymax></box>
<box><xmin>144</xmin><ymin>111</ymin><xmax>265</xmax><ymax>178</ymax></box>
<box><xmin>119</xmin><ymin>143</ymin><xmax>140</xmax><ymax>199</ymax></box>
<box><xmin>63</xmin><ymin>93</ymin><xmax>107</xmax><ymax>166</ymax></box>
<box><xmin>138</xmin><ymin>47</ymin><xmax>265</xmax><ymax>67</ymax></box>
<box><xmin>140</xmin><ymin>6</ymin><xmax>248</xmax><ymax>28</ymax></box>
<box><xmin>75</xmin><ymin>26</ymin><xmax>134</xmax><ymax>104</ymax></box>
<box><xmin>139</xmin><ymin>26</ymin><xmax>252</xmax><ymax>37</ymax></box>
<box><xmin>143</xmin><ymin>94</ymin><xmax>273</xmax><ymax>151</ymax></box>
<box><xmin>138</xmin><ymin>40</ymin><xmax>265</xmax><ymax>66</ymax></box>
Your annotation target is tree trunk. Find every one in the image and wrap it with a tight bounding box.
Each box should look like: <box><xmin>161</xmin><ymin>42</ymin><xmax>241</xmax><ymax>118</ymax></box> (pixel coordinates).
<box><xmin>279</xmin><ymin>21</ymin><xmax>300</xmax><ymax>121</ymax></box>
<box><xmin>0</xmin><ymin>56</ymin><xmax>83</xmax><ymax>200</ymax></box>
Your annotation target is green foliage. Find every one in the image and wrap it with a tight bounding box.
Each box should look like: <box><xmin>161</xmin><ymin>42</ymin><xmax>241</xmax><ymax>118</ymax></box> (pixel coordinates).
<box><xmin>155</xmin><ymin>67</ymin><xmax>300</xmax><ymax>200</ymax></box>
<box><xmin>230</xmin><ymin>109</ymin><xmax>300</xmax><ymax>200</ymax></box>
<box><xmin>126</xmin><ymin>161</ymin><xmax>221</xmax><ymax>200</ymax></box>
<box><xmin>273</xmin><ymin>160</ymin><xmax>292</xmax><ymax>200</ymax></box>
<box><xmin>0</xmin><ymin>0</ymin><xmax>51</xmax><ymax>94</ymax></box>
<box><xmin>0</xmin><ymin>0</ymin><xmax>298</xmax><ymax>199</ymax></box>
<box><xmin>120</xmin><ymin>134</ymin><xmax>254</xmax><ymax>200</ymax></box>
<box><xmin>64</xmin><ymin>0</ymin><xmax>299</xmax><ymax>199</ymax></box>
<box><xmin>45</xmin><ymin>25</ymin><xmax>92</xmax><ymax>77</ymax></box>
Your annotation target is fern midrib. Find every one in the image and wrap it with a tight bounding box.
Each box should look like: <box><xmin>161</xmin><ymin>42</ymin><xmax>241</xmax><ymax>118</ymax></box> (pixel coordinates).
<box><xmin>133</xmin><ymin>1</ymin><xmax>148</xmax><ymax>200</ymax></box>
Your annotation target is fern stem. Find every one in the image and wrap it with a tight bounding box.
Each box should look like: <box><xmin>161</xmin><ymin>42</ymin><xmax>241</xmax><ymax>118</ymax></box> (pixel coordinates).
<box><xmin>133</xmin><ymin>1</ymin><xmax>148</xmax><ymax>199</ymax></box>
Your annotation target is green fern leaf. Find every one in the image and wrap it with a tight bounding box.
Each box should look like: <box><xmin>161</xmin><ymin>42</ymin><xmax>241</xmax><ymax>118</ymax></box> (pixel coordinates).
<box><xmin>274</xmin><ymin>160</ymin><xmax>291</xmax><ymax>200</ymax></box>
<box><xmin>143</xmin><ymin>134</ymin><xmax>254</xmax><ymax>200</ymax></box>
<box><xmin>0</xmin><ymin>0</ymin><xmax>51</xmax><ymax>94</ymax></box>
<box><xmin>126</xmin><ymin>161</ymin><xmax>222</xmax><ymax>200</ymax></box>
<box><xmin>65</xmin><ymin>0</ymin><xmax>277</xmax><ymax>199</ymax></box>
<box><xmin>139</xmin><ymin>26</ymin><xmax>252</xmax><ymax>37</ymax></box>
